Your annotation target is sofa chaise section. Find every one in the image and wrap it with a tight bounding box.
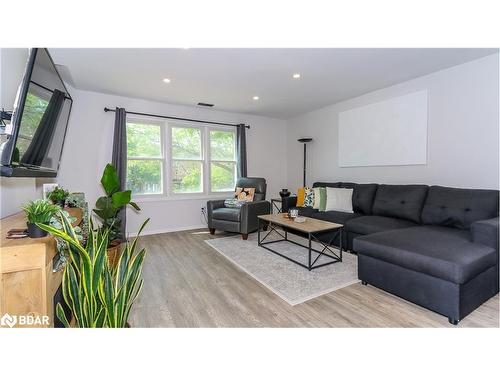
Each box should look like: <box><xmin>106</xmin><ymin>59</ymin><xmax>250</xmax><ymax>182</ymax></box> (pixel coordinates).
<box><xmin>355</xmin><ymin>186</ymin><xmax>499</xmax><ymax>324</ymax></box>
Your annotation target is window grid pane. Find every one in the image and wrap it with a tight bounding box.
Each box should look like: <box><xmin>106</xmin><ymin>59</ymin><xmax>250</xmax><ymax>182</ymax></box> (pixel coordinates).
<box><xmin>209</xmin><ymin>130</ymin><xmax>236</xmax><ymax>161</ymax></box>
<box><xmin>172</xmin><ymin>160</ymin><xmax>203</xmax><ymax>193</ymax></box>
<box><xmin>171</xmin><ymin>127</ymin><xmax>202</xmax><ymax>160</ymax></box>
<box><xmin>210</xmin><ymin>161</ymin><xmax>237</xmax><ymax>192</ymax></box>
<box><xmin>126</xmin><ymin>159</ymin><xmax>163</xmax><ymax>195</ymax></box>
<box><xmin>127</xmin><ymin>123</ymin><xmax>162</xmax><ymax>158</ymax></box>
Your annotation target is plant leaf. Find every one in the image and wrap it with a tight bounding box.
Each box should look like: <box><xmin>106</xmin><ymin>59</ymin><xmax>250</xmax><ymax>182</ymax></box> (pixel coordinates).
<box><xmin>56</xmin><ymin>303</ymin><xmax>71</xmax><ymax>328</ymax></box>
<box><xmin>111</xmin><ymin>190</ymin><xmax>131</xmax><ymax>209</ymax></box>
<box><xmin>129</xmin><ymin>201</ymin><xmax>141</xmax><ymax>211</ymax></box>
<box><xmin>100</xmin><ymin>163</ymin><xmax>121</xmax><ymax>196</ymax></box>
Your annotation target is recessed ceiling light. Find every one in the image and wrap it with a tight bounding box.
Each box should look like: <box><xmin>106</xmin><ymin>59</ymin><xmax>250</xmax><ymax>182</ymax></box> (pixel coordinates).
<box><xmin>292</xmin><ymin>73</ymin><xmax>301</xmax><ymax>79</ymax></box>
<box><xmin>253</xmin><ymin>96</ymin><xmax>259</xmax><ymax>101</ymax></box>
<box><xmin>163</xmin><ymin>78</ymin><xmax>171</xmax><ymax>83</ymax></box>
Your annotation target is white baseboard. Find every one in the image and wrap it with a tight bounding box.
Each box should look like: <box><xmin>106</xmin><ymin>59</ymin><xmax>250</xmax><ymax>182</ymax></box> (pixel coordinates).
<box><xmin>127</xmin><ymin>225</ymin><xmax>207</xmax><ymax>238</ymax></box>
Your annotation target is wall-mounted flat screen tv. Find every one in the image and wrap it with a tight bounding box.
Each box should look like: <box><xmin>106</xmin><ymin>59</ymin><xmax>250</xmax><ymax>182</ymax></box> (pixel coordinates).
<box><xmin>0</xmin><ymin>48</ymin><xmax>73</xmax><ymax>177</ymax></box>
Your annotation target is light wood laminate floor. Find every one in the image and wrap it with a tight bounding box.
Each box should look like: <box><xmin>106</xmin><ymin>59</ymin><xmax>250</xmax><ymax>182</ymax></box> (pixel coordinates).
<box><xmin>129</xmin><ymin>229</ymin><xmax>499</xmax><ymax>328</ymax></box>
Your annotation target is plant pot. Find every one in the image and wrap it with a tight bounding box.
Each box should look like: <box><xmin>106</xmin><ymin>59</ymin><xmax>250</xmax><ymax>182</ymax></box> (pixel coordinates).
<box><xmin>63</xmin><ymin>207</ymin><xmax>83</xmax><ymax>227</ymax></box>
<box><xmin>107</xmin><ymin>241</ymin><xmax>123</xmax><ymax>268</ymax></box>
<box><xmin>27</xmin><ymin>222</ymin><xmax>48</xmax><ymax>238</ymax></box>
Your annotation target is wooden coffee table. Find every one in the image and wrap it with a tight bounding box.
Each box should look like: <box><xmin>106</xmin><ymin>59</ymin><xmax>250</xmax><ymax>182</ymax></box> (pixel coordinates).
<box><xmin>257</xmin><ymin>213</ymin><xmax>343</xmax><ymax>271</ymax></box>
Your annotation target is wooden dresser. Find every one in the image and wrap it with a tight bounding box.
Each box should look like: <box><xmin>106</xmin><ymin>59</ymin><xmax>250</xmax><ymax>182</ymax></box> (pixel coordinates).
<box><xmin>0</xmin><ymin>212</ymin><xmax>62</xmax><ymax>328</ymax></box>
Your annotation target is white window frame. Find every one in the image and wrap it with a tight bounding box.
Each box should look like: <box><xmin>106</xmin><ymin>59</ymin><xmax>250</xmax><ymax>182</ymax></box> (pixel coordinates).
<box><xmin>168</xmin><ymin>122</ymin><xmax>206</xmax><ymax>197</ymax></box>
<box><xmin>126</xmin><ymin>117</ymin><xmax>166</xmax><ymax>199</ymax></box>
<box><xmin>127</xmin><ymin>118</ymin><xmax>238</xmax><ymax>201</ymax></box>
<box><xmin>207</xmin><ymin>127</ymin><xmax>237</xmax><ymax>194</ymax></box>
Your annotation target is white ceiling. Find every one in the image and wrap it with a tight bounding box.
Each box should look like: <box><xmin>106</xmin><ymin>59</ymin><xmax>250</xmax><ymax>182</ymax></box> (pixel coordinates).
<box><xmin>50</xmin><ymin>48</ymin><xmax>498</xmax><ymax>119</ymax></box>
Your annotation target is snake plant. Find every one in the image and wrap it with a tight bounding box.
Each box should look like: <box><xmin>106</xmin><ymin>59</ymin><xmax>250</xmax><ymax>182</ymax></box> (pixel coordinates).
<box><xmin>39</xmin><ymin>212</ymin><xmax>148</xmax><ymax>328</ymax></box>
<box><xmin>22</xmin><ymin>199</ymin><xmax>61</xmax><ymax>224</ymax></box>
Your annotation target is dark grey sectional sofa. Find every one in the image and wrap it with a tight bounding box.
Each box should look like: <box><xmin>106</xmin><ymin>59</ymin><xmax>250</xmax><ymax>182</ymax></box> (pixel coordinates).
<box><xmin>282</xmin><ymin>182</ymin><xmax>499</xmax><ymax>324</ymax></box>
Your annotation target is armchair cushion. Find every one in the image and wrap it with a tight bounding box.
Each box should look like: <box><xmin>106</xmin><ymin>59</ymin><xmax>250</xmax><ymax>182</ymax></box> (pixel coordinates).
<box><xmin>212</xmin><ymin>207</ymin><xmax>242</xmax><ymax>222</ymax></box>
<box><xmin>236</xmin><ymin>177</ymin><xmax>267</xmax><ymax>201</ymax></box>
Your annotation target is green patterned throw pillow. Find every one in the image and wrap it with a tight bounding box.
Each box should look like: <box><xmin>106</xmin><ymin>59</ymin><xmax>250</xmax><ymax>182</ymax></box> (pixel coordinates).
<box><xmin>318</xmin><ymin>187</ymin><xmax>327</xmax><ymax>211</ymax></box>
<box><xmin>303</xmin><ymin>188</ymin><xmax>315</xmax><ymax>207</ymax></box>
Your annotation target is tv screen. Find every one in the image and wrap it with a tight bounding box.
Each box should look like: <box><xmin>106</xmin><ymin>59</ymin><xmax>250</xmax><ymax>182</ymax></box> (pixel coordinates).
<box><xmin>0</xmin><ymin>48</ymin><xmax>73</xmax><ymax>177</ymax></box>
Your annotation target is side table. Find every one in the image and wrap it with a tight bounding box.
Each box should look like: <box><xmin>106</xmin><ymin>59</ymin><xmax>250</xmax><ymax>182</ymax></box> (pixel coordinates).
<box><xmin>271</xmin><ymin>198</ymin><xmax>283</xmax><ymax>214</ymax></box>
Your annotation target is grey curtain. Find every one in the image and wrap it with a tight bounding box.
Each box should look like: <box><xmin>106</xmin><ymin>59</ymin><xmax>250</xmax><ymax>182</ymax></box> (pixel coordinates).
<box><xmin>20</xmin><ymin>89</ymin><xmax>65</xmax><ymax>166</ymax></box>
<box><xmin>236</xmin><ymin>123</ymin><xmax>247</xmax><ymax>178</ymax></box>
<box><xmin>112</xmin><ymin>107</ymin><xmax>127</xmax><ymax>241</ymax></box>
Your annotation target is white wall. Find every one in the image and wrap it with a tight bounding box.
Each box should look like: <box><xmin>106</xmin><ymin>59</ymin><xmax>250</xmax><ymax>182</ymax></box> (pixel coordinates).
<box><xmin>0</xmin><ymin>48</ymin><xmax>40</xmax><ymax>218</ymax></box>
<box><xmin>57</xmin><ymin>89</ymin><xmax>287</xmax><ymax>235</ymax></box>
<box><xmin>286</xmin><ymin>54</ymin><xmax>500</xmax><ymax>191</ymax></box>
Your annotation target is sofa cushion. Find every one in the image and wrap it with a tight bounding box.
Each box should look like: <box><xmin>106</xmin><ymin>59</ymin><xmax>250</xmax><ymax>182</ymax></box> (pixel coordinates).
<box><xmin>345</xmin><ymin>215</ymin><xmax>417</xmax><ymax>235</ymax></box>
<box><xmin>212</xmin><ymin>207</ymin><xmax>241</xmax><ymax>222</ymax></box>
<box><xmin>310</xmin><ymin>210</ymin><xmax>362</xmax><ymax>225</ymax></box>
<box><xmin>353</xmin><ymin>226</ymin><xmax>496</xmax><ymax>284</ymax></box>
<box><xmin>296</xmin><ymin>206</ymin><xmax>361</xmax><ymax>225</ymax></box>
<box><xmin>421</xmin><ymin>186</ymin><xmax>499</xmax><ymax>229</ymax></box>
<box><xmin>372</xmin><ymin>184</ymin><xmax>428</xmax><ymax>223</ymax></box>
<box><xmin>313</xmin><ymin>182</ymin><xmax>342</xmax><ymax>189</ymax></box>
<box><xmin>341</xmin><ymin>183</ymin><xmax>378</xmax><ymax>215</ymax></box>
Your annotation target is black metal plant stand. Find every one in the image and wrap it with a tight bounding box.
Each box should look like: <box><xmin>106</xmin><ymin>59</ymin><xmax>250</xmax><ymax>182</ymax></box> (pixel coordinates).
<box><xmin>257</xmin><ymin>218</ymin><xmax>343</xmax><ymax>271</ymax></box>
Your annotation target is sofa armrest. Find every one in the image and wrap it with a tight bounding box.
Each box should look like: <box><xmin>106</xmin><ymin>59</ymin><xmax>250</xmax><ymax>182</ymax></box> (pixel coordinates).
<box><xmin>240</xmin><ymin>200</ymin><xmax>271</xmax><ymax>234</ymax></box>
<box><xmin>207</xmin><ymin>199</ymin><xmax>226</xmax><ymax>228</ymax></box>
<box><xmin>281</xmin><ymin>196</ymin><xmax>297</xmax><ymax>213</ymax></box>
<box><xmin>471</xmin><ymin>217</ymin><xmax>499</xmax><ymax>251</ymax></box>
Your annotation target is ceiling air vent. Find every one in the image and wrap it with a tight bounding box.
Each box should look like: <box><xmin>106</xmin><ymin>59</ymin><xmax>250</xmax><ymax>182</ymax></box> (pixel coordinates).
<box><xmin>197</xmin><ymin>102</ymin><xmax>214</xmax><ymax>107</ymax></box>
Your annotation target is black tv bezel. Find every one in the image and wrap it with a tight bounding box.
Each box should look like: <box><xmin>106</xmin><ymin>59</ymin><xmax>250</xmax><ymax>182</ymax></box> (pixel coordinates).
<box><xmin>0</xmin><ymin>48</ymin><xmax>73</xmax><ymax>178</ymax></box>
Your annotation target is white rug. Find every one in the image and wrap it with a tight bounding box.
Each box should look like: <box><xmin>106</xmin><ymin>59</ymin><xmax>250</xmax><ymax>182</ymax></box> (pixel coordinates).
<box><xmin>205</xmin><ymin>231</ymin><xmax>359</xmax><ymax>305</ymax></box>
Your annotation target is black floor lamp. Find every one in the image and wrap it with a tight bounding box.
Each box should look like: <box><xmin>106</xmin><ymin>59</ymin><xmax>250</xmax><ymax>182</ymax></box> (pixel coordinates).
<box><xmin>298</xmin><ymin>138</ymin><xmax>312</xmax><ymax>187</ymax></box>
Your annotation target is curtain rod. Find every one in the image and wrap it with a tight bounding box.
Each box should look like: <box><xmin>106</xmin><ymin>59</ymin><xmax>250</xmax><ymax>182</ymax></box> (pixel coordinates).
<box><xmin>103</xmin><ymin>107</ymin><xmax>250</xmax><ymax>129</ymax></box>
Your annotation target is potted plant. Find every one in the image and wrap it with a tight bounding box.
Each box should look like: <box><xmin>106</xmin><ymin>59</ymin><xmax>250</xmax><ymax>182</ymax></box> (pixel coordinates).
<box><xmin>48</xmin><ymin>186</ymin><xmax>70</xmax><ymax>208</ymax></box>
<box><xmin>21</xmin><ymin>199</ymin><xmax>61</xmax><ymax>238</ymax></box>
<box><xmin>39</xmin><ymin>213</ymin><xmax>149</xmax><ymax>328</ymax></box>
<box><xmin>93</xmin><ymin>163</ymin><xmax>140</xmax><ymax>266</ymax></box>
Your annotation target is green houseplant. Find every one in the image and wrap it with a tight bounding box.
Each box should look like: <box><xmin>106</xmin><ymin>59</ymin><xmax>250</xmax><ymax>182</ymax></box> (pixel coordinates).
<box><xmin>39</xmin><ymin>213</ymin><xmax>149</xmax><ymax>328</ymax></box>
<box><xmin>48</xmin><ymin>186</ymin><xmax>70</xmax><ymax>207</ymax></box>
<box><xmin>21</xmin><ymin>199</ymin><xmax>61</xmax><ymax>238</ymax></box>
<box><xmin>94</xmin><ymin>163</ymin><xmax>140</xmax><ymax>245</ymax></box>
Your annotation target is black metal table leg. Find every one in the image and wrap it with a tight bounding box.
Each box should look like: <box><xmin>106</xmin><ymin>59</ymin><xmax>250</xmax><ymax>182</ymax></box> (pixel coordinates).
<box><xmin>308</xmin><ymin>233</ymin><xmax>312</xmax><ymax>270</ymax></box>
<box><xmin>258</xmin><ymin>218</ymin><xmax>261</xmax><ymax>244</ymax></box>
<box><xmin>257</xmin><ymin>222</ymin><xmax>344</xmax><ymax>271</ymax></box>
<box><xmin>340</xmin><ymin>228</ymin><xmax>343</xmax><ymax>261</ymax></box>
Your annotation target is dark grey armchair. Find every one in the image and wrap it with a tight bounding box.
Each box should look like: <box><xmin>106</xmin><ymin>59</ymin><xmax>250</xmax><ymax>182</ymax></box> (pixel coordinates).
<box><xmin>207</xmin><ymin>177</ymin><xmax>271</xmax><ymax>240</ymax></box>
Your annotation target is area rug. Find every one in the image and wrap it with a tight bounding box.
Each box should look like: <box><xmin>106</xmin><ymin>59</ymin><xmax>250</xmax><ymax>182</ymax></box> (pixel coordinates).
<box><xmin>205</xmin><ymin>231</ymin><xmax>359</xmax><ymax>305</ymax></box>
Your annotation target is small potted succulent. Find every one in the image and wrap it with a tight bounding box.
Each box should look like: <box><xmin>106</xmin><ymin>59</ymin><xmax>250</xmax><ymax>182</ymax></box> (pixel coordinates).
<box><xmin>21</xmin><ymin>199</ymin><xmax>61</xmax><ymax>238</ymax></box>
<box><xmin>48</xmin><ymin>186</ymin><xmax>70</xmax><ymax>208</ymax></box>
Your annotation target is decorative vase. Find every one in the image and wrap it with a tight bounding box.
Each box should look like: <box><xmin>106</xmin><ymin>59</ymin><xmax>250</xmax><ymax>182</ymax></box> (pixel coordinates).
<box><xmin>26</xmin><ymin>222</ymin><xmax>48</xmax><ymax>238</ymax></box>
<box><xmin>279</xmin><ymin>189</ymin><xmax>291</xmax><ymax>198</ymax></box>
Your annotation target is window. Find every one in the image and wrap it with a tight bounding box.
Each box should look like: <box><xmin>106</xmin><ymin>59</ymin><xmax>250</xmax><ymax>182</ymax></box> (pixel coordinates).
<box><xmin>209</xmin><ymin>130</ymin><xmax>237</xmax><ymax>192</ymax></box>
<box><xmin>126</xmin><ymin>121</ymin><xmax>164</xmax><ymax>195</ymax></box>
<box><xmin>170</xmin><ymin>126</ymin><xmax>203</xmax><ymax>193</ymax></box>
<box><xmin>16</xmin><ymin>90</ymin><xmax>50</xmax><ymax>158</ymax></box>
<box><xmin>126</xmin><ymin>120</ymin><xmax>237</xmax><ymax>197</ymax></box>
